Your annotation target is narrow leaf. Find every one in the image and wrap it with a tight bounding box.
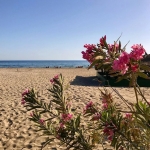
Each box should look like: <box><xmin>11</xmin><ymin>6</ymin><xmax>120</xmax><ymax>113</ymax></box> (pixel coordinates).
<box><xmin>88</xmin><ymin>60</ymin><xmax>99</xmax><ymax>69</ymax></box>
<box><xmin>122</xmin><ymin>40</ymin><xmax>130</xmax><ymax>51</ymax></box>
<box><xmin>140</xmin><ymin>64</ymin><xmax>150</xmax><ymax>71</ymax></box>
<box><xmin>137</xmin><ymin>72</ymin><xmax>150</xmax><ymax>79</ymax></box>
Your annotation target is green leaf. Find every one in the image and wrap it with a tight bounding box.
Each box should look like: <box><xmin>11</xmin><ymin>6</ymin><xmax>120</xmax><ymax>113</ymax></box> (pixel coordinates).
<box><xmin>115</xmin><ymin>33</ymin><xmax>122</xmax><ymax>43</ymax></box>
<box><xmin>52</xmin><ymin>100</ymin><xmax>61</xmax><ymax>104</ymax></box>
<box><xmin>88</xmin><ymin>59</ymin><xmax>99</xmax><ymax>69</ymax></box>
<box><xmin>119</xmin><ymin>41</ymin><xmax>121</xmax><ymax>51</ymax></box>
<box><xmin>116</xmin><ymin>73</ymin><xmax>130</xmax><ymax>83</ymax></box>
<box><xmin>41</xmin><ymin>138</ymin><xmax>55</xmax><ymax>150</ymax></box>
<box><xmin>74</xmin><ymin>114</ymin><xmax>81</xmax><ymax>129</ymax></box>
<box><xmin>140</xmin><ymin>64</ymin><xmax>150</xmax><ymax>71</ymax></box>
<box><xmin>104</xmin><ymin>39</ymin><xmax>109</xmax><ymax>50</ymax></box>
<box><xmin>110</xmin><ymin>73</ymin><xmax>120</xmax><ymax>77</ymax></box>
<box><xmin>109</xmin><ymin>70</ymin><xmax>118</xmax><ymax>74</ymax></box>
<box><xmin>137</xmin><ymin>72</ymin><xmax>150</xmax><ymax>79</ymax></box>
<box><xmin>95</xmin><ymin>63</ymin><xmax>103</xmax><ymax>70</ymax></box>
<box><xmin>122</xmin><ymin>40</ymin><xmax>130</xmax><ymax>51</ymax></box>
<box><xmin>111</xmin><ymin>136</ymin><xmax>118</xmax><ymax>147</ymax></box>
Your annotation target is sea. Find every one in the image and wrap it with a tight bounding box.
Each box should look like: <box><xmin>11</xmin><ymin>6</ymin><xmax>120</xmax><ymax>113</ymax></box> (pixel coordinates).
<box><xmin>0</xmin><ymin>60</ymin><xmax>89</xmax><ymax>68</ymax></box>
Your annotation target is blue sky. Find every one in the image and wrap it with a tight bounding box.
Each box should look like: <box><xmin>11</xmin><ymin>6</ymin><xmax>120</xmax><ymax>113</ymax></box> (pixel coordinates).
<box><xmin>0</xmin><ymin>0</ymin><xmax>150</xmax><ymax>60</ymax></box>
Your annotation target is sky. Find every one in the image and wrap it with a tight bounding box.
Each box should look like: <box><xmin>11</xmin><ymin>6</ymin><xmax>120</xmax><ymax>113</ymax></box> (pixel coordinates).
<box><xmin>0</xmin><ymin>0</ymin><xmax>150</xmax><ymax>60</ymax></box>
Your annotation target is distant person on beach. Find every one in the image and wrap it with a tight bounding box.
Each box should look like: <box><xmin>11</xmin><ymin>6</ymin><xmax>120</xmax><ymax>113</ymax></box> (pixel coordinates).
<box><xmin>76</xmin><ymin>66</ymin><xmax>83</xmax><ymax>68</ymax></box>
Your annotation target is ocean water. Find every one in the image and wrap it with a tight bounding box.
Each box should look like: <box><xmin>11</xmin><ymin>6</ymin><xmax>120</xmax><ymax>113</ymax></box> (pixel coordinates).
<box><xmin>0</xmin><ymin>60</ymin><xmax>89</xmax><ymax>68</ymax></box>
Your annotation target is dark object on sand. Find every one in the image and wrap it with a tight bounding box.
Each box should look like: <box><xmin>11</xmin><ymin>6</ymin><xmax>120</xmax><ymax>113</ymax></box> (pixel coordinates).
<box><xmin>97</xmin><ymin>71</ymin><xmax>150</xmax><ymax>87</ymax></box>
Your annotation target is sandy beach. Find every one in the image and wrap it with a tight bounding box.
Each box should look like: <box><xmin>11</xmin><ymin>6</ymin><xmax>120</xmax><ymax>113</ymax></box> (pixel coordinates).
<box><xmin>0</xmin><ymin>68</ymin><xmax>150</xmax><ymax>150</ymax></box>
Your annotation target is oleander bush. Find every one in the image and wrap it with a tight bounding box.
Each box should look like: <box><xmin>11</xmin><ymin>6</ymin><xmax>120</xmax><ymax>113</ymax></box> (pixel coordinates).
<box><xmin>21</xmin><ymin>36</ymin><xmax>150</xmax><ymax>150</ymax></box>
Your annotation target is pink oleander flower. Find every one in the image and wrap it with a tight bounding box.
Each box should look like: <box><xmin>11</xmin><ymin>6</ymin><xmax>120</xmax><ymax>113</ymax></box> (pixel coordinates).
<box><xmin>50</xmin><ymin>74</ymin><xmax>59</xmax><ymax>84</ymax></box>
<box><xmin>61</xmin><ymin>113</ymin><xmax>73</xmax><ymax>122</ymax></box>
<box><xmin>113</xmin><ymin>60</ymin><xmax>128</xmax><ymax>74</ymax></box>
<box><xmin>103</xmin><ymin>126</ymin><xmax>114</xmax><ymax>141</ymax></box>
<box><xmin>54</xmin><ymin>74</ymin><xmax>59</xmax><ymax>79</ymax></box>
<box><xmin>112</xmin><ymin>52</ymin><xmax>129</xmax><ymax>74</ymax></box>
<box><xmin>81</xmin><ymin>51</ymin><xmax>89</xmax><ymax>60</ymax></box>
<box><xmin>92</xmin><ymin>113</ymin><xmax>101</xmax><ymax>121</ymax></box>
<box><xmin>119</xmin><ymin>52</ymin><xmax>129</xmax><ymax>64</ymax></box>
<box><xmin>130</xmin><ymin>44</ymin><xmax>145</xmax><ymax>60</ymax></box>
<box><xmin>50</xmin><ymin>79</ymin><xmax>54</xmax><ymax>84</ymax></box>
<box><xmin>22</xmin><ymin>89</ymin><xmax>29</xmax><ymax>96</ymax></box>
<box><xmin>102</xmin><ymin>103</ymin><xmax>108</xmax><ymax>110</ymax></box>
<box><xmin>30</xmin><ymin>112</ymin><xmax>34</xmax><ymax>117</ymax></box>
<box><xmin>100</xmin><ymin>35</ymin><xmax>106</xmax><ymax>46</ymax></box>
<box><xmin>107</xmin><ymin>130</ymin><xmax>114</xmax><ymax>141</ymax></box>
<box><xmin>84</xmin><ymin>44</ymin><xmax>96</xmax><ymax>53</ymax></box>
<box><xmin>81</xmin><ymin>51</ymin><xmax>94</xmax><ymax>63</ymax></box>
<box><xmin>21</xmin><ymin>99</ymin><xmax>26</xmax><ymax>105</ymax></box>
<box><xmin>108</xmin><ymin>43</ymin><xmax>119</xmax><ymax>53</ymax></box>
<box><xmin>82</xmin><ymin>44</ymin><xmax>97</xmax><ymax>63</ymax></box>
<box><xmin>59</xmin><ymin>122</ymin><xmax>64</xmax><ymax>128</ymax></box>
<box><xmin>83</xmin><ymin>101</ymin><xmax>96</xmax><ymax>114</ymax></box>
<box><xmin>131</xmin><ymin>64</ymin><xmax>139</xmax><ymax>72</ymax></box>
<box><xmin>39</xmin><ymin>119</ymin><xmax>45</xmax><ymax>125</ymax></box>
<box><xmin>85</xmin><ymin>101</ymin><xmax>93</xmax><ymax>110</ymax></box>
<box><xmin>125</xmin><ymin>113</ymin><xmax>132</xmax><ymax>120</ymax></box>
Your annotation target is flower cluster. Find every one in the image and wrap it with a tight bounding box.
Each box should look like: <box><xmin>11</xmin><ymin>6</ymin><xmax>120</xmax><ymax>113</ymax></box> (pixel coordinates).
<box><xmin>108</xmin><ymin>43</ymin><xmax>119</xmax><ymax>54</ymax></box>
<box><xmin>56</xmin><ymin>113</ymin><xmax>73</xmax><ymax>138</ymax></box>
<box><xmin>112</xmin><ymin>44</ymin><xmax>145</xmax><ymax>74</ymax></box>
<box><xmin>130</xmin><ymin>44</ymin><xmax>145</xmax><ymax>60</ymax></box>
<box><xmin>85</xmin><ymin>101</ymin><xmax>93</xmax><ymax>110</ymax></box>
<box><xmin>81</xmin><ymin>35</ymin><xmax>121</xmax><ymax>65</ymax></box>
<box><xmin>103</xmin><ymin>124</ymin><xmax>114</xmax><ymax>141</ymax></box>
<box><xmin>22</xmin><ymin>89</ymin><xmax>29</xmax><ymax>96</ymax></box>
<box><xmin>39</xmin><ymin>118</ymin><xmax>45</xmax><ymax>125</ymax></box>
<box><xmin>50</xmin><ymin>74</ymin><xmax>59</xmax><ymax>84</ymax></box>
<box><xmin>112</xmin><ymin>52</ymin><xmax>129</xmax><ymax>74</ymax></box>
<box><xmin>81</xmin><ymin>35</ymin><xmax>148</xmax><ymax>82</ymax></box>
<box><xmin>100</xmin><ymin>35</ymin><xmax>106</xmax><ymax>46</ymax></box>
<box><xmin>61</xmin><ymin>113</ymin><xmax>73</xmax><ymax>123</ymax></box>
<box><xmin>92</xmin><ymin>113</ymin><xmax>101</xmax><ymax>121</ymax></box>
<box><xmin>21</xmin><ymin>89</ymin><xmax>29</xmax><ymax>105</ymax></box>
<box><xmin>84</xmin><ymin>101</ymin><xmax>101</xmax><ymax>121</ymax></box>
<box><xmin>83</xmin><ymin>101</ymin><xmax>96</xmax><ymax>115</ymax></box>
<box><xmin>125</xmin><ymin>113</ymin><xmax>132</xmax><ymax>120</ymax></box>
<box><xmin>81</xmin><ymin>44</ymin><xmax>96</xmax><ymax>63</ymax></box>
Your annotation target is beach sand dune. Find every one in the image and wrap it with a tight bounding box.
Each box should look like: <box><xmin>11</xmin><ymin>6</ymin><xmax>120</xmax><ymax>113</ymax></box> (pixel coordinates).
<box><xmin>0</xmin><ymin>68</ymin><xmax>149</xmax><ymax>150</ymax></box>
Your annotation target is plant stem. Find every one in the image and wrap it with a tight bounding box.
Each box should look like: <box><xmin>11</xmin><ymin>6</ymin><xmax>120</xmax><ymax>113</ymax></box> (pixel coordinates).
<box><xmin>132</xmin><ymin>73</ymin><xmax>139</xmax><ymax>104</ymax></box>
<box><xmin>136</xmin><ymin>83</ymin><xmax>150</xmax><ymax>105</ymax></box>
<box><xmin>110</xmin><ymin>86</ymin><xmax>134</xmax><ymax>111</ymax></box>
<box><xmin>134</xmin><ymin>85</ymin><xmax>139</xmax><ymax>104</ymax></box>
<box><xmin>116</xmin><ymin>131</ymin><xmax>139</xmax><ymax>150</ymax></box>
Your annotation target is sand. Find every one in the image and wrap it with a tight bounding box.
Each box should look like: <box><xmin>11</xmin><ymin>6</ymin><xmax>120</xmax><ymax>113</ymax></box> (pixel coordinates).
<box><xmin>0</xmin><ymin>68</ymin><xmax>150</xmax><ymax>150</ymax></box>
